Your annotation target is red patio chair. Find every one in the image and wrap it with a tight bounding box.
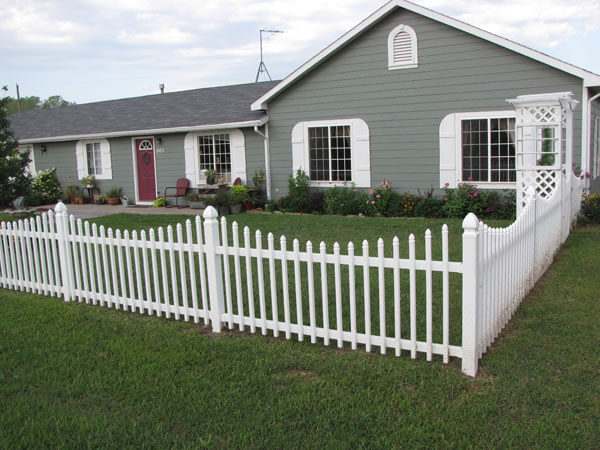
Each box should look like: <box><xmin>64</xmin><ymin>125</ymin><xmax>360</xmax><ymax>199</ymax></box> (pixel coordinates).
<box><xmin>164</xmin><ymin>178</ymin><xmax>190</xmax><ymax>208</ymax></box>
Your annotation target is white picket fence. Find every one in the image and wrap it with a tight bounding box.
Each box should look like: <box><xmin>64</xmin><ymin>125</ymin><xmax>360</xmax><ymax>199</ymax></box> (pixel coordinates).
<box><xmin>0</xmin><ymin>175</ymin><xmax>583</xmax><ymax>376</ymax></box>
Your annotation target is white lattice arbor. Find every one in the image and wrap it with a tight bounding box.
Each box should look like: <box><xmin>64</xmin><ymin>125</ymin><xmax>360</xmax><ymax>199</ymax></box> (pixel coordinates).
<box><xmin>507</xmin><ymin>92</ymin><xmax>578</xmax><ymax>214</ymax></box>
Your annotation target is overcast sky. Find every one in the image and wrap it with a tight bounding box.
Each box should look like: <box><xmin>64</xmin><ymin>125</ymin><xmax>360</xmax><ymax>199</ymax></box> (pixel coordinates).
<box><xmin>2</xmin><ymin>0</ymin><xmax>599</xmax><ymax>104</ymax></box>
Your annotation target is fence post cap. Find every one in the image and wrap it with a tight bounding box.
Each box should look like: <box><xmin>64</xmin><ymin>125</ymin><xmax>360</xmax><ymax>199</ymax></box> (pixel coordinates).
<box><xmin>54</xmin><ymin>201</ymin><xmax>67</xmax><ymax>214</ymax></box>
<box><xmin>462</xmin><ymin>212</ymin><xmax>479</xmax><ymax>230</ymax></box>
<box><xmin>203</xmin><ymin>205</ymin><xmax>218</xmax><ymax>219</ymax></box>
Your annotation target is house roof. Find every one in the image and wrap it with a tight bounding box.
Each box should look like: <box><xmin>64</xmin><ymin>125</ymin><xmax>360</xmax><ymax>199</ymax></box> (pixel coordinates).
<box><xmin>251</xmin><ymin>0</ymin><xmax>600</xmax><ymax>110</ymax></box>
<box><xmin>10</xmin><ymin>81</ymin><xmax>279</xmax><ymax>143</ymax></box>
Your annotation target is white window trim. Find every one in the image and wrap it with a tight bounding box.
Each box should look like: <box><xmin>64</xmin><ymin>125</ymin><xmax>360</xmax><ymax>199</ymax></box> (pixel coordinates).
<box><xmin>75</xmin><ymin>138</ymin><xmax>112</xmax><ymax>180</ymax></box>
<box><xmin>439</xmin><ymin>111</ymin><xmax>517</xmax><ymax>189</ymax></box>
<box><xmin>291</xmin><ymin>118</ymin><xmax>371</xmax><ymax>188</ymax></box>
<box><xmin>387</xmin><ymin>24</ymin><xmax>418</xmax><ymax>70</ymax></box>
<box><xmin>184</xmin><ymin>129</ymin><xmax>246</xmax><ymax>187</ymax></box>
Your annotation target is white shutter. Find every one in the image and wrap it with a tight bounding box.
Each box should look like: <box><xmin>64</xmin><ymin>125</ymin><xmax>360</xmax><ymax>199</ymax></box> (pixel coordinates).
<box><xmin>184</xmin><ymin>132</ymin><xmax>199</xmax><ymax>186</ymax></box>
<box><xmin>439</xmin><ymin>113</ymin><xmax>458</xmax><ymax>188</ymax></box>
<box><xmin>351</xmin><ymin>119</ymin><xmax>371</xmax><ymax>187</ymax></box>
<box><xmin>230</xmin><ymin>129</ymin><xmax>246</xmax><ymax>184</ymax></box>
<box><xmin>75</xmin><ymin>141</ymin><xmax>87</xmax><ymax>180</ymax></box>
<box><xmin>99</xmin><ymin>139</ymin><xmax>112</xmax><ymax>180</ymax></box>
<box><xmin>291</xmin><ymin>123</ymin><xmax>306</xmax><ymax>173</ymax></box>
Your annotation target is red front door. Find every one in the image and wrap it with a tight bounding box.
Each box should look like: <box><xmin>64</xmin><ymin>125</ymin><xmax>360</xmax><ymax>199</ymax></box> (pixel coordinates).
<box><xmin>135</xmin><ymin>138</ymin><xmax>156</xmax><ymax>202</ymax></box>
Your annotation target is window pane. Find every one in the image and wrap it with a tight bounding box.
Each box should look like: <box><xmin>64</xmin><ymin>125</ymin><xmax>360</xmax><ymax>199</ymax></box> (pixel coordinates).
<box><xmin>86</xmin><ymin>143</ymin><xmax>95</xmax><ymax>176</ymax></box>
<box><xmin>309</xmin><ymin>127</ymin><xmax>330</xmax><ymax>181</ymax></box>
<box><xmin>462</xmin><ymin>119</ymin><xmax>488</xmax><ymax>181</ymax></box>
<box><xmin>94</xmin><ymin>143</ymin><xmax>102</xmax><ymax>175</ymax></box>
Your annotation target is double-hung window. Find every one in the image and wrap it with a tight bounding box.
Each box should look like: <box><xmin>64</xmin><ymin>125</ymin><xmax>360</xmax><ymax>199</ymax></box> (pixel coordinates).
<box><xmin>308</xmin><ymin>125</ymin><xmax>352</xmax><ymax>182</ymax></box>
<box><xmin>75</xmin><ymin>138</ymin><xmax>112</xmax><ymax>180</ymax></box>
<box><xmin>198</xmin><ymin>134</ymin><xmax>231</xmax><ymax>183</ymax></box>
<box><xmin>439</xmin><ymin>111</ymin><xmax>516</xmax><ymax>189</ymax></box>
<box><xmin>461</xmin><ymin>117</ymin><xmax>516</xmax><ymax>183</ymax></box>
<box><xmin>86</xmin><ymin>142</ymin><xmax>103</xmax><ymax>176</ymax></box>
<box><xmin>291</xmin><ymin>118</ymin><xmax>371</xmax><ymax>187</ymax></box>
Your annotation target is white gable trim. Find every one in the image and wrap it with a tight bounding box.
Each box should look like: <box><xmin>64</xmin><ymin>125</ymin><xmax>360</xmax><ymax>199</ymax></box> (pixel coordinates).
<box><xmin>251</xmin><ymin>0</ymin><xmax>600</xmax><ymax>110</ymax></box>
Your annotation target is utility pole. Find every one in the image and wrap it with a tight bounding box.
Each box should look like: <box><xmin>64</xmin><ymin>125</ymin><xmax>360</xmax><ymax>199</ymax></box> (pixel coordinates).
<box><xmin>255</xmin><ymin>29</ymin><xmax>283</xmax><ymax>82</ymax></box>
<box><xmin>16</xmin><ymin>84</ymin><xmax>22</xmax><ymax>112</ymax></box>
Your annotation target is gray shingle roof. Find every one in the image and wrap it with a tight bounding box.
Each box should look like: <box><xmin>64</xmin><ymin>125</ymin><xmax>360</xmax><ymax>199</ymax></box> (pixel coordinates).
<box><xmin>9</xmin><ymin>81</ymin><xmax>278</xmax><ymax>142</ymax></box>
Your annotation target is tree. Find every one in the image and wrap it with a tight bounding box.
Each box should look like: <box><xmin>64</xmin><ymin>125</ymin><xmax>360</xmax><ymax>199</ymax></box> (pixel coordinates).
<box><xmin>0</xmin><ymin>86</ymin><xmax>31</xmax><ymax>206</ymax></box>
<box><xmin>5</xmin><ymin>96</ymin><xmax>40</xmax><ymax>115</ymax></box>
<box><xmin>41</xmin><ymin>95</ymin><xmax>75</xmax><ymax>109</ymax></box>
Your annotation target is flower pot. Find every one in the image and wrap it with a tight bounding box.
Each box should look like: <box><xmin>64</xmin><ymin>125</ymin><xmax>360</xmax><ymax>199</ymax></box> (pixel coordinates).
<box><xmin>95</xmin><ymin>199</ymin><xmax>105</xmax><ymax>205</ymax></box>
<box><xmin>217</xmin><ymin>205</ymin><xmax>230</xmax><ymax>216</ymax></box>
<box><xmin>86</xmin><ymin>183</ymin><xmax>94</xmax><ymax>189</ymax></box>
<box><xmin>106</xmin><ymin>197</ymin><xmax>120</xmax><ymax>205</ymax></box>
<box><xmin>230</xmin><ymin>204</ymin><xmax>242</xmax><ymax>214</ymax></box>
<box><xmin>206</xmin><ymin>177</ymin><xmax>216</xmax><ymax>185</ymax></box>
<box><xmin>189</xmin><ymin>200</ymin><xmax>206</xmax><ymax>209</ymax></box>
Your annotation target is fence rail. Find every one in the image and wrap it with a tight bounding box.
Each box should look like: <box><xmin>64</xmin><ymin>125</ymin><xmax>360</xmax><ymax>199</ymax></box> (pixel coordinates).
<box><xmin>0</xmin><ymin>174</ymin><xmax>583</xmax><ymax>376</ymax></box>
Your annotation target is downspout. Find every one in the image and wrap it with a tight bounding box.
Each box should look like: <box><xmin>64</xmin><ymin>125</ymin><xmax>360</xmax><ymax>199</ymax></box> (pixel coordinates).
<box><xmin>586</xmin><ymin>90</ymin><xmax>600</xmax><ymax>188</ymax></box>
<box><xmin>254</xmin><ymin>123</ymin><xmax>271</xmax><ymax>200</ymax></box>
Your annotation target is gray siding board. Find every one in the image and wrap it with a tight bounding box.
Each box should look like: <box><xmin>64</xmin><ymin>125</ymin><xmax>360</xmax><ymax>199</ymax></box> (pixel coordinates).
<box><xmin>267</xmin><ymin>7</ymin><xmax>584</xmax><ymax>195</ymax></box>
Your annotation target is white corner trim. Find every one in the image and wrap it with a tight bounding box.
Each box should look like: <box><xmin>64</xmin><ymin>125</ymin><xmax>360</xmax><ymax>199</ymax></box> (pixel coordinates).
<box><xmin>16</xmin><ymin>118</ymin><xmax>268</xmax><ymax>144</ymax></box>
<box><xmin>388</xmin><ymin>23</ymin><xmax>418</xmax><ymax>70</ymax></box>
<box><xmin>251</xmin><ymin>0</ymin><xmax>600</xmax><ymax>111</ymax></box>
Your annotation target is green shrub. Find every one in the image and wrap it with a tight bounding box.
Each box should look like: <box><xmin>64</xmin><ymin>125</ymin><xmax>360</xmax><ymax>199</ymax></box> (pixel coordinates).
<box><xmin>387</xmin><ymin>192</ymin><xmax>417</xmax><ymax>217</ymax></box>
<box><xmin>285</xmin><ymin>170</ymin><xmax>312</xmax><ymax>213</ymax></box>
<box><xmin>106</xmin><ymin>186</ymin><xmax>122</xmax><ymax>198</ymax></box>
<box><xmin>152</xmin><ymin>197</ymin><xmax>166</xmax><ymax>208</ymax></box>
<box><xmin>323</xmin><ymin>185</ymin><xmax>360</xmax><ymax>215</ymax></box>
<box><xmin>23</xmin><ymin>168</ymin><xmax>62</xmax><ymax>206</ymax></box>
<box><xmin>442</xmin><ymin>183</ymin><xmax>487</xmax><ymax>218</ymax></box>
<box><xmin>483</xmin><ymin>191</ymin><xmax>516</xmax><ymax>220</ymax></box>
<box><xmin>415</xmin><ymin>197</ymin><xmax>445</xmax><ymax>218</ymax></box>
<box><xmin>229</xmin><ymin>185</ymin><xmax>249</xmax><ymax>204</ymax></box>
<box><xmin>580</xmin><ymin>194</ymin><xmax>600</xmax><ymax>224</ymax></box>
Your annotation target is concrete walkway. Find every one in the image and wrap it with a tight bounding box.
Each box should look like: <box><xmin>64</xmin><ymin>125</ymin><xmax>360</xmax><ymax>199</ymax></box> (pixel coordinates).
<box><xmin>34</xmin><ymin>203</ymin><xmax>205</xmax><ymax>220</ymax></box>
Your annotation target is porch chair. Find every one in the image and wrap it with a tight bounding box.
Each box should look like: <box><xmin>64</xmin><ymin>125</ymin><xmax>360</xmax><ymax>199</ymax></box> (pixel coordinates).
<box><xmin>164</xmin><ymin>178</ymin><xmax>190</xmax><ymax>208</ymax></box>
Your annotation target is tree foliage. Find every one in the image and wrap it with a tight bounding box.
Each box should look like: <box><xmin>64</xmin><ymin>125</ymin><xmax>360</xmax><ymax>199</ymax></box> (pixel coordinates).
<box><xmin>0</xmin><ymin>87</ymin><xmax>31</xmax><ymax>206</ymax></box>
<box><xmin>5</xmin><ymin>93</ymin><xmax>75</xmax><ymax>115</ymax></box>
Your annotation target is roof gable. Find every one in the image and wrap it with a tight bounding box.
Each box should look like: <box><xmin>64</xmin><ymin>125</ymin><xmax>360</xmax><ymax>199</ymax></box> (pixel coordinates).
<box><xmin>251</xmin><ymin>0</ymin><xmax>600</xmax><ymax>110</ymax></box>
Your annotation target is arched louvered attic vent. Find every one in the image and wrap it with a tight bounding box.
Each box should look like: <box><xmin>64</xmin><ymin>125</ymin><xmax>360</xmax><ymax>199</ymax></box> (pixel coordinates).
<box><xmin>388</xmin><ymin>24</ymin><xmax>418</xmax><ymax>70</ymax></box>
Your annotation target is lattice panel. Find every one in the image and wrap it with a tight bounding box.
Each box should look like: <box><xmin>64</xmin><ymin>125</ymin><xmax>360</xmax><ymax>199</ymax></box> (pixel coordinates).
<box><xmin>519</xmin><ymin>105</ymin><xmax>560</xmax><ymax>125</ymax></box>
<box><xmin>518</xmin><ymin>170</ymin><xmax>558</xmax><ymax>206</ymax></box>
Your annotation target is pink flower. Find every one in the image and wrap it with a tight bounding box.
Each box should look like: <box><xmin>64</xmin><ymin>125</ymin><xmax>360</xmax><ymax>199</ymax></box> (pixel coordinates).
<box><xmin>358</xmin><ymin>213</ymin><xmax>363</xmax><ymax>217</ymax></box>
<box><xmin>444</xmin><ymin>197</ymin><xmax>448</xmax><ymax>201</ymax></box>
<box><xmin>377</xmin><ymin>183</ymin><xmax>382</xmax><ymax>188</ymax></box>
<box><xmin>389</xmin><ymin>181</ymin><xmax>393</xmax><ymax>185</ymax></box>
<box><xmin>376</xmin><ymin>194</ymin><xmax>381</xmax><ymax>198</ymax></box>
<box><xmin>369</xmin><ymin>189</ymin><xmax>374</xmax><ymax>194</ymax></box>
<box><xmin>371</xmin><ymin>201</ymin><xmax>375</xmax><ymax>204</ymax></box>
<box><xmin>377</xmin><ymin>212</ymin><xmax>381</xmax><ymax>216</ymax></box>
<box><xmin>366</xmin><ymin>200</ymin><xmax>369</xmax><ymax>204</ymax></box>
<box><xmin>444</xmin><ymin>182</ymin><xmax>449</xmax><ymax>187</ymax></box>
<box><xmin>353</xmin><ymin>189</ymin><xmax>357</xmax><ymax>192</ymax></box>
<box><xmin>474</xmin><ymin>192</ymin><xmax>478</xmax><ymax>197</ymax></box>
<box><xmin>336</xmin><ymin>178</ymin><xmax>341</xmax><ymax>182</ymax></box>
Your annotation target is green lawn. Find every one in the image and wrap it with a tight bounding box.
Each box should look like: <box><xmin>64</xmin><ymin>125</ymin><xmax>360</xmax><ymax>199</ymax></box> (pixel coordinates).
<box><xmin>1</xmin><ymin>214</ymin><xmax>598</xmax><ymax>447</ymax></box>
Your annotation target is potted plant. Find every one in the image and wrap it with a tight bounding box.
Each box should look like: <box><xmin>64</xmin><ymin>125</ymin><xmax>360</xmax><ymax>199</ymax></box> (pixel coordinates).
<box><xmin>187</xmin><ymin>191</ymin><xmax>206</xmax><ymax>209</ymax></box>
<box><xmin>81</xmin><ymin>175</ymin><xmax>96</xmax><ymax>189</ymax></box>
<box><xmin>213</xmin><ymin>190</ymin><xmax>230</xmax><ymax>216</ymax></box>
<box><xmin>65</xmin><ymin>185</ymin><xmax>83</xmax><ymax>204</ymax></box>
<box><xmin>105</xmin><ymin>186</ymin><xmax>122</xmax><ymax>205</ymax></box>
<box><xmin>94</xmin><ymin>194</ymin><xmax>106</xmax><ymax>205</ymax></box>
<box><xmin>229</xmin><ymin>185</ymin><xmax>248</xmax><ymax>214</ymax></box>
<box><xmin>204</xmin><ymin>169</ymin><xmax>217</xmax><ymax>185</ymax></box>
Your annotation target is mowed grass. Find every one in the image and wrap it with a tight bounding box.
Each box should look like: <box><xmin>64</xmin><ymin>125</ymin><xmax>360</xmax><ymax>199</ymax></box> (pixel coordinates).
<box><xmin>1</xmin><ymin>213</ymin><xmax>598</xmax><ymax>447</ymax></box>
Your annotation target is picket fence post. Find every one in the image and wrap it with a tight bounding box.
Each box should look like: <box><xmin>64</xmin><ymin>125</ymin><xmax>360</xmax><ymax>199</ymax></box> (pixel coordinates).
<box><xmin>461</xmin><ymin>212</ymin><xmax>479</xmax><ymax>377</ymax></box>
<box><xmin>54</xmin><ymin>201</ymin><xmax>74</xmax><ymax>302</ymax></box>
<box><xmin>203</xmin><ymin>206</ymin><xmax>225</xmax><ymax>332</ymax></box>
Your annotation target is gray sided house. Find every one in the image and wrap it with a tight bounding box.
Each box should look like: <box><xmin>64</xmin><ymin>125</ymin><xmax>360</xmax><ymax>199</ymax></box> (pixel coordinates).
<box><xmin>9</xmin><ymin>82</ymin><xmax>278</xmax><ymax>204</ymax></box>
<box><xmin>9</xmin><ymin>0</ymin><xmax>600</xmax><ymax>203</ymax></box>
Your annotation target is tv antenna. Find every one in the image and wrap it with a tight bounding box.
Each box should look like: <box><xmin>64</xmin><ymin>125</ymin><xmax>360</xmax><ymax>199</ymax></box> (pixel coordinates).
<box><xmin>255</xmin><ymin>29</ymin><xmax>283</xmax><ymax>82</ymax></box>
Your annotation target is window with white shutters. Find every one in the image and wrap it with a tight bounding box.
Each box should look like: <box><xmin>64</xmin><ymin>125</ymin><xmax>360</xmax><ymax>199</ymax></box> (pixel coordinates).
<box><xmin>388</xmin><ymin>24</ymin><xmax>418</xmax><ymax>70</ymax></box>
